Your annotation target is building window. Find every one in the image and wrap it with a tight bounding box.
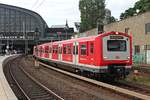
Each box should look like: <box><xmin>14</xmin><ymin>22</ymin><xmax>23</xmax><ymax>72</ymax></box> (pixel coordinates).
<box><xmin>125</xmin><ymin>27</ymin><xmax>130</xmax><ymax>33</ymax></box>
<box><xmin>144</xmin><ymin>45</ymin><xmax>150</xmax><ymax>50</ymax></box>
<box><xmin>145</xmin><ymin>23</ymin><xmax>150</xmax><ymax>34</ymax></box>
<box><xmin>134</xmin><ymin>45</ymin><xmax>140</xmax><ymax>54</ymax></box>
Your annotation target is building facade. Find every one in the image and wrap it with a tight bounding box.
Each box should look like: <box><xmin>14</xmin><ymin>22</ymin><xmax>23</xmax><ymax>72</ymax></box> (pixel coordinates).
<box><xmin>45</xmin><ymin>25</ymin><xmax>74</xmax><ymax>41</ymax></box>
<box><xmin>0</xmin><ymin>3</ymin><xmax>48</xmax><ymax>53</ymax></box>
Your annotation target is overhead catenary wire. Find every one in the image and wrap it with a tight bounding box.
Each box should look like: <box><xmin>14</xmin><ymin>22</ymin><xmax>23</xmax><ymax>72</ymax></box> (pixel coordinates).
<box><xmin>31</xmin><ymin>0</ymin><xmax>39</xmax><ymax>9</ymax></box>
<box><xmin>35</xmin><ymin>0</ymin><xmax>45</xmax><ymax>9</ymax></box>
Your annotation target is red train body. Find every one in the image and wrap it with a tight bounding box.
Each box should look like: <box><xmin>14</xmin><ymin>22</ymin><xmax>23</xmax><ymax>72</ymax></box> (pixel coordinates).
<box><xmin>33</xmin><ymin>31</ymin><xmax>132</xmax><ymax>79</ymax></box>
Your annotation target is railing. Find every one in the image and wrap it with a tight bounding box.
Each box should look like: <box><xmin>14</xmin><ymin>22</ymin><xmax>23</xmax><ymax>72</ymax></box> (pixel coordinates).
<box><xmin>132</xmin><ymin>54</ymin><xmax>146</xmax><ymax>64</ymax></box>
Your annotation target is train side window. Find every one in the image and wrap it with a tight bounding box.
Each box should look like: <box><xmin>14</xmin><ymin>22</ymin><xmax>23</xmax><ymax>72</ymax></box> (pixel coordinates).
<box><xmin>56</xmin><ymin>47</ymin><xmax>58</xmax><ymax>53</ymax></box>
<box><xmin>81</xmin><ymin>44</ymin><xmax>87</xmax><ymax>56</ymax></box>
<box><xmin>68</xmin><ymin>46</ymin><xmax>71</xmax><ymax>54</ymax></box>
<box><xmin>90</xmin><ymin>43</ymin><xmax>94</xmax><ymax>54</ymax></box>
<box><xmin>45</xmin><ymin>49</ymin><xmax>48</xmax><ymax>53</ymax></box>
<box><xmin>53</xmin><ymin>47</ymin><xmax>55</xmax><ymax>53</ymax></box>
<box><xmin>63</xmin><ymin>46</ymin><xmax>66</xmax><ymax>54</ymax></box>
<box><xmin>45</xmin><ymin>47</ymin><xmax>49</xmax><ymax>53</ymax></box>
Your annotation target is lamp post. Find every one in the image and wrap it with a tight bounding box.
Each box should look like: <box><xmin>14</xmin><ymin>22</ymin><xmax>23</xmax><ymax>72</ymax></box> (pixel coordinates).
<box><xmin>35</xmin><ymin>28</ymin><xmax>39</xmax><ymax>46</ymax></box>
<box><xmin>25</xmin><ymin>32</ymin><xmax>28</xmax><ymax>55</ymax></box>
<box><xmin>96</xmin><ymin>18</ymin><xmax>104</xmax><ymax>34</ymax></box>
<box><xmin>64</xmin><ymin>26</ymin><xmax>69</xmax><ymax>40</ymax></box>
<box><xmin>64</xmin><ymin>20</ymin><xmax>69</xmax><ymax>40</ymax></box>
<box><xmin>57</xmin><ymin>32</ymin><xmax>61</xmax><ymax>41</ymax></box>
<box><xmin>23</xmin><ymin>21</ymin><xmax>28</xmax><ymax>55</ymax></box>
<box><xmin>34</xmin><ymin>27</ymin><xmax>39</xmax><ymax>68</ymax></box>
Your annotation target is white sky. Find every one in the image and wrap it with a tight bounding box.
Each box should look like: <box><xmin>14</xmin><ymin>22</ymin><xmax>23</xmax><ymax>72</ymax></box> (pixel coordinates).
<box><xmin>0</xmin><ymin>0</ymin><xmax>139</xmax><ymax>29</ymax></box>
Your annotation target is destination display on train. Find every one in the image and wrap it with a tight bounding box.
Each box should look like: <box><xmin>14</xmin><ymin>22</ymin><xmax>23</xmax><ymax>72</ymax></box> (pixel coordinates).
<box><xmin>110</xmin><ymin>35</ymin><xmax>124</xmax><ymax>39</ymax></box>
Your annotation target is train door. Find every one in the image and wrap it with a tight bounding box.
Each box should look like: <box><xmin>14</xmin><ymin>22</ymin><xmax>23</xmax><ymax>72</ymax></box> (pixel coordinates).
<box><xmin>58</xmin><ymin>44</ymin><xmax>62</xmax><ymax>61</ymax></box>
<box><xmin>79</xmin><ymin>42</ymin><xmax>88</xmax><ymax>64</ymax></box>
<box><xmin>73</xmin><ymin>42</ymin><xmax>79</xmax><ymax>64</ymax></box>
<box><xmin>52</xmin><ymin>45</ymin><xmax>58</xmax><ymax>60</ymax></box>
<box><xmin>88</xmin><ymin>41</ymin><xmax>94</xmax><ymax>65</ymax></box>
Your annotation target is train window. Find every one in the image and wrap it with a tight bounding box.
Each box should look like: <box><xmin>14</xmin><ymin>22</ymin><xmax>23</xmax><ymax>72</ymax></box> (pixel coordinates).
<box><xmin>90</xmin><ymin>43</ymin><xmax>94</xmax><ymax>54</ymax></box>
<box><xmin>45</xmin><ymin>50</ymin><xmax>49</xmax><ymax>53</ymax></box>
<box><xmin>81</xmin><ymin>44</ymin><xmax>87</xmax><ymax>55</ymax></box>
<box><xmin>63</xmin><ymin>46</ymin><xmax>66</xmax><ymax>54</ymax></box>
<box><xmin>68</xmin><ymin>46</ymin><xmax>71</xmax><ymax>54</ymax></box>
<box><xmin>45</xmin><ymin>47</ymin><xmax>49</xmax><ymax>53</ymax></box>
<box><xmin>53</xmin><ymin>47</ymin><xmax>55</xmax><ymax>53</ymax></box>
<box><xmin>107</xmin><ymin>40</ymin><xmax>126</xmax><ymax>51</ymax></box>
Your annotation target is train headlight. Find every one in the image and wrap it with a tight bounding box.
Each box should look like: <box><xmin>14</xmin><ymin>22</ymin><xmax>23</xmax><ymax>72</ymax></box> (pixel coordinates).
<box><xmin>104</xmin><ymin>56</ymin><xmax>108</xmax><ymax>60</ymax></box>
<box><xmin>116</xmin><ymin>32</ymin><xmax>119</xmax><ymax>34</ymax></box>
<box><xmin>127</xmin><ymin>56</ymin><xmax>130</xmax><ymax>59</ymax></box>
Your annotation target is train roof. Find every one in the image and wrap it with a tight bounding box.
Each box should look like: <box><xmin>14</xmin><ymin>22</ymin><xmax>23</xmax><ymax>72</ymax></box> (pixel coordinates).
<box><xmin>37</xmin><ymin>31</ymin><xmax>131</xmax><ymax>47</ymax></box>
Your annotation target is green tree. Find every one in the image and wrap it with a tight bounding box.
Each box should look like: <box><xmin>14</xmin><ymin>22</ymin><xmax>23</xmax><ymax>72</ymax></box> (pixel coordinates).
<box><xmin>120</xmin><ymin>0</ymin><xmax>150</xmax><ymax>20</ymax></box>
<box><xmin>120</xmin><ymin>8</ymin><xmax>136</xmax><ymax>19</ymax></box>
<box><xmin>79</xmin><ymin>0</ymin><xmax>105</xmax><ymax>32</ymax></box>
<box><xmin>109</xmin><ymin>16</ymin><xmax>116</xmax><ymax>23</ymax></box>
<box><xmin>134</xmin><ymin>0</ymin><xmax>150</xmax><ymax>13</ymax></box>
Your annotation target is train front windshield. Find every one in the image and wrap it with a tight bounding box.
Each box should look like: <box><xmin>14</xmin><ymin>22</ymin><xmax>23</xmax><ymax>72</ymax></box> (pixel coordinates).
<box><xmin>107</xmin><ymin>40</ymin><xmax>126</xmax><ymax>51</ymax></box>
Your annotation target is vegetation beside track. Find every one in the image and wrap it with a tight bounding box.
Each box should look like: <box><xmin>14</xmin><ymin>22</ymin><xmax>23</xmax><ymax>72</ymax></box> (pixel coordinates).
<box><xmin>124</xmin><ymin>68</ymin><xmax>150</xmax><ymax>86</ymax></box>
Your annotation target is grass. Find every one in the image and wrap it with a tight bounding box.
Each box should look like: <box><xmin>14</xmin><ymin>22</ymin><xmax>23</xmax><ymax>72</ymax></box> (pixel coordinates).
<box><xmin>125</xmin><ymin>71</ymin><xmax>150</xmax><ymax>86</ymax></box>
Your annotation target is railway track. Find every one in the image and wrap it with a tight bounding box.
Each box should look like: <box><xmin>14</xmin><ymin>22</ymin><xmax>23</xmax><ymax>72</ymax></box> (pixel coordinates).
<box><xmin>4</xmin><ymin>55</ymin><xmax>150</xmax><ymax>100</ymax></box>
<box><xmin>4</xmin><ymin>56</ymin><xmax>64</xmax><ymax>100</ymax></box>
<box><xmin>133</xmin><ymin>64</ymin><xmax>150</xmax><ymax>73</ymax></box>
<box><xmin>39</xmin><ymin>61</ymin><xmax>150</xmax><ymax>100</ymax></box>
<box><xmin>113</xmin><ymin>81</ymin><xmax>150</xmax><ymax>96</ymax></box>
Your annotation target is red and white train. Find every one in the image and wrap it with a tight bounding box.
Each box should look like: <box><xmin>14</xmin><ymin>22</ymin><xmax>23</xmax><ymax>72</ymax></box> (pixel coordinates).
<box><xmin>33</xmin><ymin>31</ymin><xmax>132</xmax><ymax>80</ymax></box>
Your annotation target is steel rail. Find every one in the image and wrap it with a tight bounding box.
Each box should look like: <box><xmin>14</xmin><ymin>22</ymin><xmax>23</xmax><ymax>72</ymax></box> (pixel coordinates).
<box><xmin>18</xmin><ymin>64</ymin><xmax>64</xmax><ymax>100</ymax></box>
<box><xmin>40</xmin><ymin>62</ymin><xmax>150</xmax><ymax>100</ymax></box>
<box><xmin>8</xmin><ymin>57</ymin><xmax>64</xmax><ymax>100</ymax></box>
<box><xmin>8</xmin><ymin>63</ymin><xmax>30</xmax><ymax>100</ymax></box>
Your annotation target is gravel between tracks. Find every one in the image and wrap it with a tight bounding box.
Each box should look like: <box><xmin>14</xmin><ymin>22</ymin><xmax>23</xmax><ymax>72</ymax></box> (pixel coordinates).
<box><xmin>20</xmin><ymin>56</ymin><xmax>134</xmax><ymax>100</ymax></box>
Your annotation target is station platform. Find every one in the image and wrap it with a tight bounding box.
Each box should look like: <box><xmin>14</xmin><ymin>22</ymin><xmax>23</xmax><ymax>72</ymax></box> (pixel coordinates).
<box><xmin>0</xmin><ymin>55</ymin><xmax>17</xmax><ymax>100</ymax></box>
